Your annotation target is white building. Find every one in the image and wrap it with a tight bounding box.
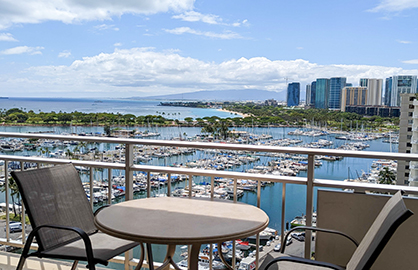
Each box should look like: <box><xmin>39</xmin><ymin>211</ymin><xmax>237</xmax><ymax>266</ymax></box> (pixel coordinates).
<box><xmin>360</xmin><ymin>78</ymin><xmax>383</xmax><ymax>106</ymax></box>
<box><xmin>398</xmin><ymin>93</ymin><xmax>417</xmax><ymax>186</ymax></box>
<box><xmin>306</xmin><ymin>84</ymin><xmax>311</xmax><ymax>105</ymax></box>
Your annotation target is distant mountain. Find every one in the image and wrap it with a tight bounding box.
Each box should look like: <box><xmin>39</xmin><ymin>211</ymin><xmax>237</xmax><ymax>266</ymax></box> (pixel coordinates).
<box><xmin>137</xmin><ymin>89</ymin><xmax>285</xmax><ymax>101</ymax></box>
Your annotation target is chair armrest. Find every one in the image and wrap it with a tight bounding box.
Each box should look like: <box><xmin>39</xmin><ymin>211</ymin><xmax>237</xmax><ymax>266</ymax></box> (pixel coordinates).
<box><xmin>94</xmin><ymin>204</ymin><xmax>110</xmax><ymax>216</ymax></box>
<box><xmin>280</xmin><ymin>226</ymin><xmax>358</xmax><ymax>253</ymax></box>
<box><xmin>265</xmin><ymin>255</ymin><xmax>345</xmax><ymax>270</ymax></box>
<box><xmin>29</xmin><ymin>224</ymin><xmax>95</xmax><ymax>268</ymax></box>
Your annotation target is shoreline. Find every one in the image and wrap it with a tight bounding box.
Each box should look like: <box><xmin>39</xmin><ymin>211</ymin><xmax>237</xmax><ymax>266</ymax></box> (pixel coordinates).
<box><xmin>217</xmin><ymin>108</ymin><xmax>252</xmax><ymax>118</ymax></box>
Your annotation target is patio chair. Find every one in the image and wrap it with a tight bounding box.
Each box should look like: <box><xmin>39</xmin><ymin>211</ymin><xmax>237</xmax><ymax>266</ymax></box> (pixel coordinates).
<box><xmin>11</xmin><ymin>164</ymin><xmax>142</xmax><ymax>270</ymax></box>
<box><xmin>264</xmin><ymin>191</ymin><xmax>413</xmax><ymax>270</ymax></box>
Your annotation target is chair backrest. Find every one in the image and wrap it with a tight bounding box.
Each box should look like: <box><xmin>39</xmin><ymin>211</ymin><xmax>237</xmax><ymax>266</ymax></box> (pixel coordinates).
<box><xmin>11</xmin><ymin>164</ymin><xmax>97</xmax><ymax>251</ymax></box>
<box><xmin>346</xmin><ymin>191</ymin><xmax>413</xmax><ymax>270</ymax></box>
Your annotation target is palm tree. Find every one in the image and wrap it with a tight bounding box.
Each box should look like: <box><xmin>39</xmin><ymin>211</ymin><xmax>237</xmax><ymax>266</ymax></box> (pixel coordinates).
<box><xmin>0</xmin><ymin>177</ymin><xmax>21</xmax><ymax>218</ymax></box>
<box><xmin>378</xmin><ymin>167</ymin><xmax>396</xmax><ymax>185</ymax></box>
<box><xmin>65</xmin><ymin>148</ymin><xmax>73</xmax><ymax>159</ymax></box>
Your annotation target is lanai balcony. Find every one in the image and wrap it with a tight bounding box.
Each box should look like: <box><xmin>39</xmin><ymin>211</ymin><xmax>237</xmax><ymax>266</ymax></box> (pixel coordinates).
<box><xmin>0</xmin><ymin>131</ymin><xmax>417</xmax><ymax>270</ymax></box>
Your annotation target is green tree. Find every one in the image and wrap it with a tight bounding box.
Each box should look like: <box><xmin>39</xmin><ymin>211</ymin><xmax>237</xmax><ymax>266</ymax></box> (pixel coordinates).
<box><xmin>104</xmin><ymin>125</ymin><xmax>111</xmax><ymax>136</ymax></box>
<box><xmin>184</xmin><ymin>117</ymin><xmax>193</xmax><ymax>125</ymax></box>
<box><xmin>378</xmin><ymin>167</ymin><xmax>396</xmax><ymax>185</ymax></box>
<box><xmin>65</xmin><ymin>148</ymin><xmax>74</xmax><ymax>159</ymax></box>
<box><xmin>58</xmin><ymin>113</ymin><xmax>72</xmax><ymax>124</ymax></box>
<box><xmin>0</xmin><ymin>177</ymin><xmax>21</xmax><ymax>218</ymax></box>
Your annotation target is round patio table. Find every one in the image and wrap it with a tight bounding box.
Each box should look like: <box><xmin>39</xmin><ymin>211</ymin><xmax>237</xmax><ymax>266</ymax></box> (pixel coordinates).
<box><xmin>94</xmin><ymin>197</ymin><xmax>269</xmax><ymax>270</ymax></box>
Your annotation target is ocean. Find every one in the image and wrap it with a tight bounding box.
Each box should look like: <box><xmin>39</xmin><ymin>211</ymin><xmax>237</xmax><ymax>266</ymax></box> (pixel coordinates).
<box><xmin>0</xmin><ymin>97</ymin><xmax>234</xmax><ymax>120</ymax></box>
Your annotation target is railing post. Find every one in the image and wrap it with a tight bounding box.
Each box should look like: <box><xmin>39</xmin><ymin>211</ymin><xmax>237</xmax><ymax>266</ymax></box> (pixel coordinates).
<box><xmin>281</xmin><ymin>183</ymin><xmax>286</xmax><ymax>247</ymax></box>
<box><xmin>5</xmin><ymin>161</ymin><xmax>10</xmax><ymax>241</ymax></box>
<box><xmin>188</xmin><ymin>174</ymin><xmax>193</xmax><ymax>197</ymax></box>
<box><xmin>108</xmin><ymin>169</ymin><xmax>112</xmax><ymax>205</ymax></box>
<box><xmin>167</xmin><ymin>173</ymin><xmax>171</xmax><ymax>197</ymax></box>
<box><xmin>210</xmin><ymin>176</ymin><xmax>214</xmax><ymax>199</ymax></box>
<box><xmin>305</xmin><ymin>154</ymin><xmax>315</xmax><ymax>259</ymax></box>
<box><xmin>20</xmin><ymin>161</ymin><xmax>26</xmax><ymax>243</ymax></box>
<box><xmin>124</xmin><ymin>144</ymin><xmax>134</xmax><ymax>270</ymax></box>
<box><xmin>125</xmin><ymin>143</ymin><xmax>134</xmax><ymax>201</ymax></box>
<box><xmin>233</xmin><ymin>178</ymin><xmax>237</xmax><ymax>202</ymax></box>
<box><xmin>147</xmin><ymin>172</ymin><xmax>151</xmax><ymax>198</ymax></box>
<box><xmin>90</xmin><ymin>167</ymin><xmax>94</xmax><ymax>208</ymax></box>
<box><xmin>255</xmin><ymin>179</ymin><xmax>262</xmax><ymax>270</ymax></box>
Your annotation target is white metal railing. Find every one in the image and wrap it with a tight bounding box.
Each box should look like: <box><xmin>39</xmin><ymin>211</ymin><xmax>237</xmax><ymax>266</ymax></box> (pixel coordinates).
<box><xmin>1</xmin><ymin>132</ymin><xmax>418</xmax><ymax>269</ymax></box>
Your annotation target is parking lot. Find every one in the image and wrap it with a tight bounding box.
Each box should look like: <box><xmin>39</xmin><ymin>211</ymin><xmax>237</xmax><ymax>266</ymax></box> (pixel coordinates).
<box><xmin>0</xmin><ymin>219</ymin><xmax>32</xmax><ymax>241</ymax></box>
<box><xmin>259</xmin><ymin>233</ymin><xmax>316</xmax><ymax>269</ymax></box>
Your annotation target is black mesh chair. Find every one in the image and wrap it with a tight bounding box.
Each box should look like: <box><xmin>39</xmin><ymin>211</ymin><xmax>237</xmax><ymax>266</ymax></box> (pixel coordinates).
<box><xmin>264</xmin><ymin>191</ymin><xmax>413</xmax><ymax>270</ymax></box>
<box><xmin>11</xmin><ymin>164</ymin><xmax>141</xmax><ymax>270</ymax></box>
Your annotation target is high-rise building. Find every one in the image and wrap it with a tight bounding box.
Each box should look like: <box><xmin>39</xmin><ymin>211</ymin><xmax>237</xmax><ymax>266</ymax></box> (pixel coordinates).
<box><xmin>387</xmin><ymin>75</ymin><xmax>418</xmax><ymax>107</ymax></box>
<box><xmin>398</xmin><ymin>93</ymin><xmax>417</xmax><ymax>185</ymax></box>
<box><xmin>310</xmin><ymin>81</ymin><xmax>316</xmax><ymax>107</ymax></box>
<box><xmin>328</xmin><ymin>77</ymin><xmax>346</xmax><ymax>110</ymax></box>
<box><xmin>360</xmin><ymin>79</ymin><xmax>368</xmax><ymax>87</ymax></box>
<box><xmin>315</xmin><ymin>79</ymin><xmax>329</xmax><ymax>109</ymax></box>
<box><xmin>360</xmin><ymin>78</ymin><xmax>383</xmax><ymax>106</ymax></box>
<box><xmin>384</xmin><ymin>77</ymin><xmax>392</xmax><ymax>106</ymax></box>
<box><xmin>306</xmin><ymin>84</ymin><xmax>311</xmax><ymax>105</ymax></box>
<box><xmin>287</xmin><ymin>82</ymin><xmax>300</xmax><ymax>107</ymax></box>
<box><xmin>340</xmin><ymin>87</ymin><xmax>367</xmax><ymax>112</ymax></box>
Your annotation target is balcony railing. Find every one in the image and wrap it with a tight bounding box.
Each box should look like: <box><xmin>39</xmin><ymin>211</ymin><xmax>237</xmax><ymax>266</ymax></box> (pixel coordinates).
<box><xmin>1</xmin><ymin>131</ymin><xmax>418</xmax><ymax>270</ymax></box>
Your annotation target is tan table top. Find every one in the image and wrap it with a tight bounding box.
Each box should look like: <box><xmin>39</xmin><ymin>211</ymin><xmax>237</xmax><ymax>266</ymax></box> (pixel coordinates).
<box><xmin>94</xmin><ymin>197</ymin><xmax>269</xmax><ymax>245</ymax></box>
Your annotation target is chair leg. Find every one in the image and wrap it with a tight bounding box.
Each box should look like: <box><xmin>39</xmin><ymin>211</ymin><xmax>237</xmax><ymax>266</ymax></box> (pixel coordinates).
<box><xmin>71</xmin><ymin>260</ymin><xmax>79</xmax><ymax>270</ymax></box>
<box><xmin>17</xmin><ymin>231</ymin><xmax>35</xmax><ymax>270</ymax></box>
<box><xmin>16</xmin><ymin>256</ymin><xmax>27</xmax><ymax>270</ymax></box>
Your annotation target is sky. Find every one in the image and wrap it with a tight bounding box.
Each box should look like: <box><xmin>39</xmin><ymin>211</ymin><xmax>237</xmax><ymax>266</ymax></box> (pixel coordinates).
<box><xmin>0</xmin><ymin>0</ymin><xmax>418</xmax><ymax>99</ymax></box>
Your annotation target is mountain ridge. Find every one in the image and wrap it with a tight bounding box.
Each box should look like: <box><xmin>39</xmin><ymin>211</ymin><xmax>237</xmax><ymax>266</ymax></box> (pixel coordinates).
<box><xmin>136</xmin><ymin>89</ymin><xmax>286</xmax><ymax>101</ymax></box>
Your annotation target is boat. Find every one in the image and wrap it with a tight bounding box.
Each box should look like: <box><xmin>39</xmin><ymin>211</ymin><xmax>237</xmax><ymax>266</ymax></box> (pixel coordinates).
<box><xmin>178</xmin><ymin>250</ymin><xmax>226</xmax><ymax>270</ymax></box>
<box><xmin>290</xmin><ymin>212</ymin><xmax>317</xmax><ymax>228</ymax></box>
<box><xmin>246</xmin><ymin>227</ymin><xmax>276</xmax><ymax>240</ymax></box>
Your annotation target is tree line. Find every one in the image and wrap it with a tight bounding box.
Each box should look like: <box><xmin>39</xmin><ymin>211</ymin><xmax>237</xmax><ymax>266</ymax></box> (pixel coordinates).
<box><xmin>0</xmin><ymin>104</ymin><xmax>399</xmax><ymax>133</ymax></box>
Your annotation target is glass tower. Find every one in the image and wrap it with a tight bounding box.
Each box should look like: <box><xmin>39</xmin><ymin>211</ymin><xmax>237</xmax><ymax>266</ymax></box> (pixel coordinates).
<box><xmin>310</xmin><ymin>81</ymin><xmax>316</xmax><ymax>107</ymax></box>
<box><xmin>329</xmin><ymin>77</ymin><xmax>346</xmax><ymax>110</ymax></box>
<box><xmin>287</xmin><ymin>82</ymin><xmax>300</xmax><ymax>107</ymax></box>
<box><xmin>388</xmin><ymin>75</ymin><xmax>418</xmax><ymax>107</ymax></box>
<box><xmin>315</xmin><ymin>79</ymin><xmax>329</xmax><ymax>109</ymax></box>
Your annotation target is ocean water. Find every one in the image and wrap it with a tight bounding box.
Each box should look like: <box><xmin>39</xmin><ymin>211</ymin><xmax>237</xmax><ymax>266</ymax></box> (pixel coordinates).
<box><xmin>0</xmin><ymin>97</ymin><xmax>235</xmax><ymax>120</ymax></box>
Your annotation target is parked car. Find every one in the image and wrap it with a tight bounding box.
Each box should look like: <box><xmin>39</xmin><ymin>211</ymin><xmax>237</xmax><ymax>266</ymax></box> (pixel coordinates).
<box><xmin>4</xmin><ymin>221</ymin><xmax>23</xmax><ymax>233</ymax></box>
<box><xmin>291</xmin><ymin>232</ymin><xmax>305</xmax><ymax>241</ymax></box>
<box><xmin>286</xmin><ymin>237</ymin><xmax>293</xmax><ymax>245</ymax></box>
<box><xmin>273</xmin><ymin>243</ymin><xmax>281</xmax><ymax>252</ymax></box>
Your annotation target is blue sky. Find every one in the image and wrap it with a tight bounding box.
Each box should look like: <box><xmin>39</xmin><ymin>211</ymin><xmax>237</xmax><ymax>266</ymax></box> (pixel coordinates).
<box><xmin>0</xmin><ymin>0</ymin><xmax>417</xmax><ymax>99</ymax></box>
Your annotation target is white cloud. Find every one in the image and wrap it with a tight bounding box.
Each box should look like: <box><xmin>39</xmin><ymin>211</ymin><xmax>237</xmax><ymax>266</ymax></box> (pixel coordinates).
<box><xmin>58</xmin><ymin>50</ymin><xmax>71</xmax><ymax>58</ymax></box>
<box><xmin>165</xmin><ymin>27</ymin><xmax>242</xmax><ymax>39</ymax></box>
<box><xmin>369</xmin><ymin>0</ymin><xmax>418</xmax><ymax>12</ymax></box>
<box><xmin>403</xmin><ymin>59</ymin><xmax>418</xmax><ymax>64</ymax></box>
<box><xmin>296</xmin><ymin>47</ymin><xmax>304</xmax><ymax>50</ymax></box>
<box><xmin>7</xmin><ymin>47</ymin><xmax>416</xmax><ymax>98</ymax></box>
<box><xmin>172</xmin><ymin>11</ymin><xmax>248</xmax><ymax>27</ymax></box>
<box><xmin>114</xmin><ymin>43</ymin><xmax>122</xmax><ymax>47</ymax></box>
<box><xmin>172</xmin><ymin>11</ymin><xmax>222</xmax><ymax>25</ymax></box>
<box><xmin>397</xmin><ymin>40</ymin><xmax>412</xmax><ymax>44</ymax></box>
<box><xmin>232</xmin><ymin>19</ymin><xmax>249</xmax><ymax>27</ymax></box>
<box><xmin>0</xmin><ymin>46</ymin><xmax>44</xmax><ymax>55</ymax></box>
<box><xmin>0</xmin><ymin>0</ymin><xmax>195</xmax><ymax>29</ymax></box>
<box><xmin>0</xmin><ymin>33</ymin><xmax>17</xmax><ymax>41</ymax></box>
<box><xmin>94</xmin><ymin>24</ymin><xmax>119</xmax><ymax>31</ymax></box>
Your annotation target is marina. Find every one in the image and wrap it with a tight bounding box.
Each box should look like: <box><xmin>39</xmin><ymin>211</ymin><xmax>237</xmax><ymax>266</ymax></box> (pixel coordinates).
<box><xmin>0</xmin><ymin>100</ymin><xmax>400</xmax><ymax>268</ymax></box>
<box><xmin>0</xmin><ymin>126</ymin><xmax>400</xmax><ymax>268</ymax></box>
